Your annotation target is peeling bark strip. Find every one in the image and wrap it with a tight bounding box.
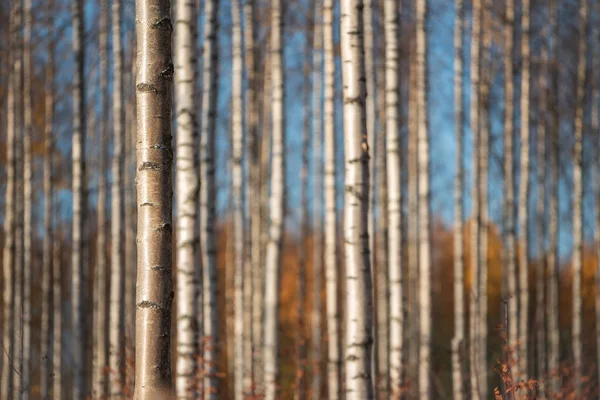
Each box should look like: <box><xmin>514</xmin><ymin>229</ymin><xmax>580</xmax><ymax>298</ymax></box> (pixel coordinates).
<box><xmin>175</xmin><ymin>0</ymin><xmax>199</xmax><ymax>395</ymax></box>
<box><xmin>134</xmin><ymin>0</ymin><xmax>175</xmax><ymax>398</ymax></box>
<box><xmin>200</xmin><ymin>0</ymin><xmax>220</xmax><ymax>397</ymax></box>
<box><xmin>384</xmin><ymin>0</ymin><xmax>402</xmax><ymax>397</ymax></box>
<box><xmin>340</xmin><ymin>0</ymin><xmax>375</xmax><ymax>398</ymax></box>
<box><xmin>263</xmin><ymin>0</ymin><xmax>285</xmax><ymax>398</ymax></box>
<box><xmin>71</xmin><ymin>0</ymin><xmax>88</xmax><ymax>396</ymax></box>
<box><xmin>452</xmin><ymin>0</ymin><xmax>465</xmax><ymax>398</ymax></box>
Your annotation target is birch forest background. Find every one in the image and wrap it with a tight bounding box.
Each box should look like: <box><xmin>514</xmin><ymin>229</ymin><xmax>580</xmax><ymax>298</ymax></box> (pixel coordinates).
<box><xmin>2</xmin><ymin>0</ymin><xmax>600</xmax><ymax>398</ymax></box>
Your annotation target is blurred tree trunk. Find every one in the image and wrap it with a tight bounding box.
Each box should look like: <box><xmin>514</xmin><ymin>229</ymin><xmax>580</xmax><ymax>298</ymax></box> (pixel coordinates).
<box><xmin>311</xmin><ymin>1</ymin><xmax>323</xmax><ymax>397</ymax></box>
<box><xmin>93</xmin><ymin>0</ymin><xmax>109</xmax><ymax>397</ymax></box>
<box><xmin>133</xmin><ymin>0</ymin><xmax>175</xmax><ymax>397</ymax></box>
<box><xmin>174</xmin><ymin>0</ymin><xmax>199</xmax><ymax>395</ymax></box>
<box><xmin>323</xmin><ymin>0</ymin><xmax>340</xmax><ymax>397</ymax></box>
<box><xmin>263</xmin><ymin>0</ymin><xmax>285</xmax><ymax>397</ymax></box>
<box><xmin>593</xmin><ymin>0</ymin><xmax>600</xmax><ymax>392</ymax></box>
<box><xmin>572</xmin><ymin>0</ymin><xmax>587</xmax><ymax>395</ymax></box>
<box><xmin>452</xmin><ymin>0</ymin><xmax>465</xmax><ymax>398</ymax></box>
<box><xmin>200</xmin><ymin>0</ymin><xmax>220</xmax><ymax>397</ymax></box>
<box><xmin>1</xmin><ymin>1</ymin><xmax>18</xmax><ymax>397</ymax></box>
<box><xmin>22</xmin><ymin>0</ymin><xmax>33</xmax><ymax>394</ymax></box>
<box><xmin>110</xmin><ymin>0</ymin><xmax>125</xmax><ymax>393</ymax></box>
<box><xmin>546</xmin><ymin>0</ymin><xmax>560</xmax><ymax>394</ymax></box>
<box><xmin>517</xmin><ymin>0</ymin><xmax>531</xmax><ymax>381</ymax></box>
<box><xmin>40</xmin><ymin>2</ymin><xmax>55</xmax><ymax>396</ymax></box>
<box><xmin>341</xmin><ymin>0</ymin><xmax>374</xmax><ymax>398</ymax></box>
<box><xmin>231</xmin><ymin>0</ymin><xmax>245</xmax><ymax>397</ymax></box>
<box><xmin>384</xmin><ymin>0</ymin><xmax>402</xmax><ymax>397</ymax></box>
<box><xmin>71</xmin><ymin>0</ymin><xmax>87</xmax><ymax>395</ymax></box>
<box><xmin>53</xmin><ymin>207</ymin><xmax>62</xmax><ymax>400</ymax></box>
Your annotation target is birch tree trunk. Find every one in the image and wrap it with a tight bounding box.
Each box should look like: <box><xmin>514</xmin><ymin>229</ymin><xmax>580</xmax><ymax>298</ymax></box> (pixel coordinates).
<box><xmin>174</xmin><ymin>0</ymin><xmax>199</xmax><ymax>394</ymax></box>
<box><xmin>231</xmin><ymin>0</ymin><xmax>245</xmax><ymax>397</ymax></box>
<box><xmin>199</xmin><ymin>0</ymin><xmax>220</xmax><ymax>396</ymax></box>
<box><xmin>341</xmin><ymin>0</ymin><xmax>375</xmax><ymax>398</ymax></box>
<box><xmin>41</xmin><ymin>3</ymin><xmax>55</xmax><ymax>395</ymax></box>
<box><xmin>93</xmin><ymin>0</ymin><xmax>109</xmax><ymax>397</ymax></box>
<box><xmin>22</xmin><ymin>0</ymin><xmax>33</xmax><ymax>394</ymax></box>
<box><xmin>517</xmin><ymin>0</ymin><xmax>531</xmax><ymax>381</ymax></box>
<box><xmin>1</xmin><ymin>1</ymin><xmax>18</xmax><ymax>396</ymax></box>
<box><xmin>296</xmin><ymin>6</ymin><xmax>313</xmax><ymax>398</ymax></box>
<box><xmin>416</xmin><ymin>0</ymin><xmax>431</xmax><ymax>397</ymax></box>
<box><xmin>468</xmin><ymin>0</ymin><xmax>481</xmax><ymax>395</ymax></box>
<box><xmin>134</xmin><ymin>0</ymin><xmax>175</xmax><ymax>397</ymax></box>
<box><xmin>572</xmin><ymin>0</ymin><xmax>587</xmax><ymax>394</ymax></box>
<box><xmin>71</xmin><ymin>0</ymin><xmax>87</xmax><ymax>395</ymax></box>
<box><xmin>452</xmin><ymin>0</ymin><xmax>465</xmax><ymax>397</ymax></box>
<box><xmin>546</xmin><ymin>0</ymin><xmax>560</xmax><ymax>394</ymax></box>
<box><xmin>53</xmin><ymin>210</ymin><xmax>62</xmax><ymax>400</ymax></box>
<box><xmin>535</xmin><ymin>42</ymin><xmax>548</xmax><ymax>393</ymax></box>
<box><xmin>243</xmin><ymin>1</ymin><xmax>258</xmax><ymax>394</ymax></box>
<box><xmin>263</xmin><ymin>0</ymin><xmax>286</xmax><ymax>397</ymax></box>
<box><xmin>110</xmin><ymin>0</ymin><xmax>125</xmax><ymax>393</ymax></box>
<box><xmin>384</xmin><ymin>0</ymin><xmax>402</xmax><ymax>397</ymax></box>
<box><xmin>311</xmin><ymin>2</ymin><xmax>324</xmax><ymax>396</ymax></box>
<box><xmin>323</xmin><ymin>1</ymin><xmax>340</xmax><ymax>397</ymax></box>
<box><xmin>503</xmin><ymin>0</ymin><xmax>519</xmax><ymax>385</ymax></box>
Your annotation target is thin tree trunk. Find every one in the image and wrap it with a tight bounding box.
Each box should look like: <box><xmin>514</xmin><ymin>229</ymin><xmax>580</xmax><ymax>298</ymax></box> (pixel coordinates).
<box><xmin>311</xmin><ymin>1</ymin><xmax>323</xmax><ymax>396</ymax></box>
<box><xmin>503</xmin><ymin>0</ymin><xmax>519</xmax><ymax>386</ymax></box>
<box><xmin>110</xmin><ymin>0</ymin><xmax>125</xmax><ymax>393</ymax></box>
<box><xmin>469</xmin><ymin>0</ymin><xmax>481</xmax><ymax>395</ymax></box>
<box><xmin>134</xmin><ymin>0</ymin><xmax>175</xmax><ymax>397</ymax></box>
<box><xmin>199</xmin><ymin>0</ymin><xmax>220</xmax><ymax>397</ymax></box>
<box><xmin>517</xmin><ymin>0</ymin><xmax>531</xmax><ymax>381</ymax></box>
<box><xmin>416</xmin><ymin>0</ymin><xmax>430</xmax><ymax>397</ymax></box>
<box><xmin>452</xmin><ymin>0</ymin><xmax>465</xmax><ymax>398</ymax></box>
<box><xmin>93</xmin><ymin>1</ymin><xmax>109</xmax><ymax>397</ymax></box>
<box><xmin>71</xmin><ymin>0</ymin><xmax>87</xmax><ymax>395</ymax></box>
<box><xmin>593</xmin><ymin>0</ymin><xmax>600</xmax><ymax>391</ymax></box>
<box><xmin>341</xmin><ymin>0</ymin><xmax>374</xmax><ymax>398</ymax></box>
<box><xmin>572</xmin><ymin>0</ymin><xmax>587</xmax><ymax>395</ymax></box>
<box><xmin>1</xmin><ymin>1</ymin><xmax>18</xmax><ymax>396</ymax></box>
<box><xmin>296</xmin><ymin>5</ymin><xmax>313</xmax><ymax>398</ymax></box>
<box><xmin>53</xmin><ymin>210</ymin><xmax>63</xmax><ymax>400</ymax></box>
<box><xmin>174</xmin><ymin>0</ymin><xmax>199</xmax><ymax>394</ymax></box>
<box><xmin>384</xmin><ymin>0</ymin><xmax>402</xmax><ymax>397</ymax></box>
<box><xmin>546</xmin><ymin>0</ymin><xmax>560</xmax><ymax>394</ymax></box>
<box><xmin>22</xmin><ymin>0</ymin><xmax>33</xmax><ymax>394</ymax></box>
<box><xmin>232</xmin><ymin>0</ymin><xmax>245</xmax><ymax>397</ymax></box>
<box><xmin>535</xmin><ymin>41</ymin><xmax>548</xmax><ymax>395</ymax></box>
<box><xmin>243</xmin><ymin>1</ymin><xmax>258</xmax><ymax>395</ymax></box>
<box><xmin>323</xmin><ymin>1</ymin><xmax>340</xmax><ymax>397</ymax></box>
<box><xmin>263</xmin><ymin>0</ymin><xmax>285</xmax><ymax>397</ymax></box>
<box><xmin>41</xmin><ymin>2</ymin><xmax>55</xmax><ymax>396</ymax></box>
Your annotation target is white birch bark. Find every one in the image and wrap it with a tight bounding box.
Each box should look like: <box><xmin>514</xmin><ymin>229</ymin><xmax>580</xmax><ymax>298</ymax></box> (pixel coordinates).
<box><xmin>93</xmin><ymin>0</ymin><xmax>109</xmax><ymax>397</ymax></box>
<box><xmin>232</xmin><ymin>0</ymin><xmax>245</xmax><ymax>397</ymax></box>
<box><xmin>311</xmin><ymin>1</ymin><xmax>324</xmax><ymax>396</ymax></box>
<box><xmin>110</xmin><ymin>0</ymin><xmax>125</xmax><ymax>393</ymax></box>
<box><xmin>572</xmin><ymin>0</ymin><xmax>587</xmax><ymax>394</ymax></box>
<box><xmin>134</xmin><ymin>0</ymin><xmax>175</xmax><ymax>397</ymax></box>
<box><xmin>199</xmin><ymin>0</ymin><xmax>220</xmax><ymax>396</ymax></box>
<box><xmin>452</xmin><ymin>0</ymin><xmax>465</xmax><ymax>397</ymax></box>
<box><xmin>384</xmin><ymin>0</ymin><xmax>402</xmax><ymax>397</ymax></box>
<box><xmin>323</xmin><ymin>1</ymin><xmax>340</xmax><ymax>397</ymax></box>
<box><xmin>22</xmin><ymin>1</ymin><xmax>33</xmax><ymax>394</ymax></box>
<box><xmin>71</xmin><ymin>0</ymin><xmax>87</xmax><ymax>396</ymax></box>
<box><xmin>263</xmin><ymin>0</ymin><xmax>286</xmax><ymax>397</ymax></box>
<box><xmin>41</xmin><ymin>4</ymin><xmax>55</xmax><ymax>395</ymax></box>
<box><xmin>546</xmin><ymin>1</ymin><xmax>560</xmax><ymax>394</ymax></box>
<box><xmin>243</xmin><ymin>0</ymin><xmax>258</xmax><ymax>394</ymax></box>
<box><xmin>1</xmin><ymin>2</ymin><xmax>18</xmax><ymax>396</ymax></box>
<box><xmin>503</xmin><ymin>0</ymin><xmax>519</xmax><ymax>385</ymax></box>
<box><xmin>416</xmin><ymin>0</ymin><xmax>431</xmax><ymax>397</ymax></box>
<box><xmin>341</xmin><ymin>0</ymin><xmax>375</xmax><ymax>397</ymax></box>
<box><xmin>175</xmin><ymin>0</ymin><xmax>199</xmax><ymax>395</ymax></box>
<box><xmin>517</xmin><ymin>0</ymin><xmax>531</xmax><ymax>380</ymax></box>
